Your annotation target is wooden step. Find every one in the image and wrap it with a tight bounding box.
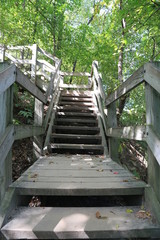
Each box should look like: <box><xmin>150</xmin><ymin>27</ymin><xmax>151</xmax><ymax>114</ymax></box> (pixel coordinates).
<box><xmin>61</xmin><ymin>90</ymin><xmax>93</xmax><ymax>98</ymax></box>
<box><xmin>2</xmin><ymin>206</ymin><xmax>160</xmax><ymax>239</ymax></box>
<box><xmin>56</xmin><ymin>112</ymin><xmax>97</xmax><ymax>119</ymax></box>
<box><xmin>10</xmin><ymin>155</ymin><xmax>147</xmax><ymax>196</ymax></box>
<box><xmin>60</xmin><ymin>97</ymin><xmax>93</xmax><ymax>102</ymax></box>
<box><xmin>53</xmin><ymin>125</ymin><xmax>100</xmax><ymax>135</ymax></box>
<box><xmin>50</xmin><ymin>143</ymin><xmax>104</xmax><ymax>155</ymax></box>
<box><xmin>51</xmin><ymin>134</ymin><xmax>102</xmax><ymax>144</ymax></box>
<box><xmin>59</xmin><ymin>101</ymin><xmax>94</xmax><ymax>107</ymax></box>
<box><xmin>57</xmin><ymin>106</ymin><xmax>96</xmax><ymax>113</ymax></box>
<box><xmin>54</xmin><ymin>118</ymin><xmax>98</xmax><ymax>126</ymax></box>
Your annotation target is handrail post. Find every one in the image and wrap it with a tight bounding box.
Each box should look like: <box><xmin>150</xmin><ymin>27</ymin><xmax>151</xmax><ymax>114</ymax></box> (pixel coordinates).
<box><xmin>31</xmin><ymin>44</ymin><xmax>37</xmax><ymax>82</ymax></box>
<box><xmin>32</xmin><ymin>44</ymin><xmax>44</xmax><ymax>159</ymax></box>
<box><xmin>107</xmin><ymin>102</ymin><xmax>120</xmax><ymax>163</ymax></box>
<box><xmin>0</xmin><ymin>45</ymin><xmax>5</xmax><ymax>63</ymax></box>
<box><xmin>145</xmin><ymin>73</ymin><xmax>160</xmax><ymax>204</ymax></box>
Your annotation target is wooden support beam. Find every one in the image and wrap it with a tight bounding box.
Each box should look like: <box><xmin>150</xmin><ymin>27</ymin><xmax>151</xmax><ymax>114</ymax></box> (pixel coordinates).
<box><xmin>144</xmin><ymin>63</ymin><xmax>160</xmax><ymax>95</ymax></box>
<box><xmin>37</xmin><ymin>59</ymin><xmax>56</xmax><ymax>73</ymax></box>
<box><xmin>0</xmin><ymin>65</ymin><xmax>16</xmax><ymax>94</ymax></box>
<box><xmin>45</xmin><ymin>60</ymin><xmax>61</xmax><ymax>101</ymax></box>
<box><xmin>146</xmin><ymin>126</ymin><xmax>160</xmax><ymax>166</ymax></box>
<box><xmin>14</xmin><ymin>125</ymin><xmax>45</xmax><ymax>140</ymax></box>
<box><xmin>107</xmin><ymin>102</ymin><xmax>119</xmax><ymax>163</ymax></box>
<box><xmin>16</xmin><ymin>68</ymin><xmax>46</xmax><ymax>104</ymax></box>
<box><xmin>5</xmin><ymin>52</ymin><xmax>32</xmax><ymax>65</ymax></box>
<box><xmin>0</xmin><ymin>125</ymin><xmax>14</xmax><ymax>170</ymax></box>
<box><xmin>0</xmin><ymin>45</ymin><xmax>5</xmax><ymax>62</ymax></box>
<box><xmin>92</xmin><ymin>61</ymin><xmax>106</xmax><ymax>100</ymax></box>
<box><xmin>107</xmin><ymin>125</ymin><xmax>147</xmax><ymax>141</ymax></box>
<box><xmin>37</xmin><ymin>46</ymin><xmax>60</xmax><ymax>63</ymax></box>
<box><xmin>60</xmin><ymin>71</ymin><xmax>91</xmax><ymax>77</ymax></box>
<box><xmin>59</xmin><ymin>83</ymin><xmax>91</xmax><ymax>89</ymax></box>
<box><xmin>106</xmin><ymin>66</ymin><xmax>144</xmax><ymax>106</ymax></box>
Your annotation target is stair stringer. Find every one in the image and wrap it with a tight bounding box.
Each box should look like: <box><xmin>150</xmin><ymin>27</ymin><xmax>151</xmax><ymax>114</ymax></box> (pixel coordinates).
<box><xmin>92</xmin><ymin>92</ymin><xmax>109</xmax><ymax>156</ymax></box>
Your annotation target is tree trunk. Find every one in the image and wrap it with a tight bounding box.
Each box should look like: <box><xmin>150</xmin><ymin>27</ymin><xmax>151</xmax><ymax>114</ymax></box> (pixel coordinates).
<box><xmin>117</xmin><ymin>0</ymin><xmax>128</xmax><ymax>125</ymax></box>
<box><xmin>69</xmin><ymin>0</ymin><xmax>96</xmax><ymax>84</ymax></box>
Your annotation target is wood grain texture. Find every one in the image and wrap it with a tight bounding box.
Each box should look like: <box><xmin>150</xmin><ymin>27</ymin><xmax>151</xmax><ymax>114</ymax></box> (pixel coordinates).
<box><xmin>0</xmin><ymin>65</ymin><xmax>16</xmax><ymax>94</ymax></box>
<box><xmin>107</xmin><ymin>125</ymin><xmax>147</xmax><ymax>141</ymax></box>
<box><xmin>16</xmin><ymin>68</ymin><xmax>46</xmax><ymax>103</ymax></box>
<box><xmin>11</xmin><ymin>155</ymin><xmax>146</xmax><ymax>196</ymax></box>
<box><xmin>2</xmin><ymin>206</ymin><xmax>160</xmax><ymax>239</ymax></box>
<box><xmin>106</xmin><ymin>66</ymin><xmax>144</xmax><ymax>106</ymax></box>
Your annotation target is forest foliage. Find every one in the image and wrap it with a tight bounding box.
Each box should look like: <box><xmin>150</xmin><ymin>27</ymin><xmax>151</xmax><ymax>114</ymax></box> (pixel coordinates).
<box><xmin>0</xmin><ymin>0</ymin><xmax>160</xmax><ymax>126</ymax></box>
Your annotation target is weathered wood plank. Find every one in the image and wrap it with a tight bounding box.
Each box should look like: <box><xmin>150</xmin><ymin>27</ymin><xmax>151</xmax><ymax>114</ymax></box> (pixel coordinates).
<box><xmin>0</xmin><ymin>188</ymin><xmax>17</xmax><ymax>229</ymax></box>
<box><xmin>43</xmin><ymin>91</ymin><xmax>61</xmax><ymax>148</ymax></box>
<box><xmin>7</xmin><ymin>45</ymin><xmax>32</xmax><ymax>50</ymax></box>
<box><xmin>37</xmin><ymin>46</ymin><xmax>60</xmax><ymax>63</ymax></box>
<box><xmin>16</xmin><ymin>68</ymin><xmax>46</xmax><ymax>103</ymax></box>
<box><xmin>145</xmin><ymin>187</ymin><xmax>160</xmax><ymax>224</ymax></box>
<box><xmin>144</xmin><ymin>62</ymin><xmax>160</xmax><ymax>95</ymax></box>
<box><xmin>59</xmin><ymin>83</ymin><xmax>91</xmax><ymax>89</ymax></box>
<box><xmin>0</xmin><ymin>65</ymin><xmax>16</xmax><ymax>94</ymax></box>
<box><xmin>3</xmin><ymin>206</ymin><xmax>160</xmax><ymax>239</ymax></box>
<box><xmin>106</xmin><ymin>66</ymin><xmax>144</xmax><ymax>106</ymax></box>
<box><xmin>146</xmin><ymin>126</ymin><xmax>160</xmax><ymax>166</ymax></box>
<box><xmin>92</xmin><ymin>61</ymin><xmax>106</xmax><ymax>100</ymax></box>
<box><xmin>45</xmin><ymin>60</ymin><xmax>61</xmax><ymax>101</ymax></box>
<box><xmin>37</xmin><ymin>59</ymin><xmax>56</xmax><ymax>73</ymax></box>
<box><xmin>145</xmin><ymin>82</ymin><xmax>160</xmax><ymax>203</ymax></box>
<box><xmin>36</xmin><ymin>70</ymin><xmax>51</xmax><ymax>81</ymax></box>
<box><xmin>43</xmin><ymin>83</ymin><xmax>60</xmax><ymax>130</ymax></box>
<box><xmin>11</xmin><ymin>181</ymin><xmax>145</xmax><ymax>196</ymax></box>
<box><xmin>5</xmin><ymin>52</ymin><xmax>32</xmax><ymax>65</ymax></box>
<box><xmin>107</xmin><ymin>125</ymin><xmax>147</xmax><ymax>141</ymax></box>
<box><xmin>0</xmin><ymin>125</ymin><xmax>14</xmax><ymax>169</ymax></box>
<box><xmin>14</xmin><ymin>125</ymin><xmax>45</xmax><ymax>140</ymax></box>
<box><xmin>107</xmin><ymin>102</ymin><xmax>119</xmax><ymax>163</ymax></box>
<box><xmin>60</xmin><ymin>71</ymin><xmax>91</xmax><ymax>77</ymax></box>
<box><xmin>36</xmin><ymin>78</ymin><xmax>48</xmax><ymax>92</ymax></box>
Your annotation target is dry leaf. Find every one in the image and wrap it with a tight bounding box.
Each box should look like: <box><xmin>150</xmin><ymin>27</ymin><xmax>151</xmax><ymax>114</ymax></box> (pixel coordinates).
<box><xmin>136</xmin><ymin>210</ymin><xmax>151</xmax><ymax>219</ymax></box>
<box><xmin>113</xmin><ymin>172</ymin><xmax>118</xmax><ymax>174</ymax></box>
<box><xmin>30</xmin><ymin>173</ymin><xmax>38</xmax><ymax>178</ymax></box>
<box><xmin>97</xmin><ymin>169</ymin><xmax>104</xmax><ymax>172</ymax></box>
<box><xmin>96</xmin><ymin>211</ymin><xmax>107</xmax><ymax>220</ymax></box>
<box><xmin>96</xmin><ymin>211</ymin><xmax>101</xmax><ymax>219</ymax></box>
<box><xmin>123</xmin><ymin>180</ymin><xmax>129</xmax><ymax>182</ymax></box>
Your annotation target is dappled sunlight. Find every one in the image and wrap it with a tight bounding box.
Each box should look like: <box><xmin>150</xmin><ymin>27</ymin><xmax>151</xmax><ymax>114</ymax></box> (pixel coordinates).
<box><xmin>54</xmin><ymin>213</ymin><xmax>90</xmax><ymax>238</ymax></box>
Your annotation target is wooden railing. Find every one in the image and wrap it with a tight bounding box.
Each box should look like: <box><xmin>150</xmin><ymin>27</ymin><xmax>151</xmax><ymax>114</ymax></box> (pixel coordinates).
<box><xmin>0</xmin><ymin>44</ymin><xmax>62</xmax><ymax>204</ymax></box>
<box><xmin>91</xmin><ymin>61</ymin><xmax>160</xmax><ymax>219</ymax></box>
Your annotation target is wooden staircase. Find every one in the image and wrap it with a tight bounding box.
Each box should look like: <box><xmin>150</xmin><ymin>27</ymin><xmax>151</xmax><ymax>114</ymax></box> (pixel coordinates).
<box><xmin>1</xmin><ymin>46</ymin><xmax>160</xmax><ymax>239</ymax></box>
<box><xmin>1</xmin><ymin>88</ymin><xmax>160</xmax><ymax>239</ymax></box>
<box><xmin>50</xmin><ymin>90</ymin><xmax>104</xmax><ymax>155</ymax></box>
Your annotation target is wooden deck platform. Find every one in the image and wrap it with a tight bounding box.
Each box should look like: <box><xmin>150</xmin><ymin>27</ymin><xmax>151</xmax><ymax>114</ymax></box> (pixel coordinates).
<box><xmin>11</xmin><ymin>154</ymin><xmax>147</xmax><ymax>196</ymax></box>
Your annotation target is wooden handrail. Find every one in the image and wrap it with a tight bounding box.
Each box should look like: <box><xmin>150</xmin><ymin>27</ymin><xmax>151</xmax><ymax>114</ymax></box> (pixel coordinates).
<box><xmin>105</xmin><ymin>65</ymin><xmax>145</xmax><ymax>106</ymax></box>
<box><xmin>0</xmin><ymin>65</ymin><xmax>16</xmax><ymax>94</ymax></box>
<box><xmin>92</xmin><ymin>61</ymin><xmax>106</xmax><ymax>101</ymax></box>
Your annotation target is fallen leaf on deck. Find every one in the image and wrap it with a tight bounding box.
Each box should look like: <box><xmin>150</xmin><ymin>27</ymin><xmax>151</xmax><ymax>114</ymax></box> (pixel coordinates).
<box><xmin>126</xmin><ymin>209</ymin><xmax>133</xmax><ymax>213</ymax></box>
<box><xmin>97</xmin><ymin>169</ymin><xmax>104</xmax><ymax>172</ymax></box>
<box><xmin>49</xmin><ymin>161</ymin><xmax>54</xmax><ymax>164</ymax></box>
<box><xmin>30</xmin><ymin>173</ymin><xmax>38</xmax><ymax>178</ymax></box>
<box><xmin>96</xmin><ymin>211</ymin><xmax>107</xmax><ymax>219</ymax></box>
<box><xmin>113</xmin><ymin>172</ymin><xmax>118</xmax><ymax>174</ymax></box>
<box><xmin>136</xmin><ymin>210</ymin><xmax>151</xmax><ymax>219</ymax></box>
<box><xmin>123</xmin><ymin>180</ymin><xmax>129</xmax><ymax>182</ymax></box>
<box><xmin>116</xmin><ymin>224</ymin><xmax>119</xmax><ymax>230</ymax></box>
